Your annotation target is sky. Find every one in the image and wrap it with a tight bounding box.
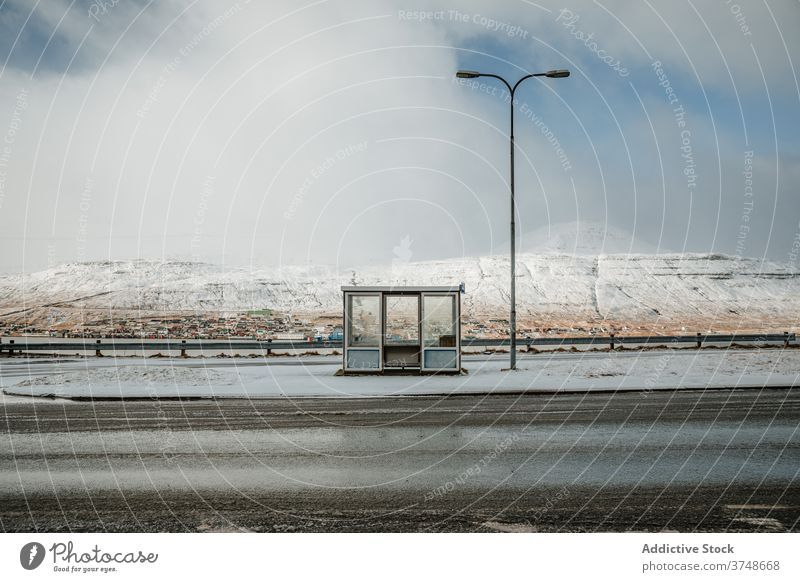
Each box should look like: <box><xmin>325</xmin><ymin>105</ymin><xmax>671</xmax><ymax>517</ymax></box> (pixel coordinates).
<box><xmin>0</xmin><ymin>0</ymin><xmax>798</xmax><ymax>274</ymax></box>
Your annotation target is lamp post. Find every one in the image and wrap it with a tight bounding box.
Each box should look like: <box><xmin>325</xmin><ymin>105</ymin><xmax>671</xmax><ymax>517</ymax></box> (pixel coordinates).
<box><xmin>456</xmin><ymin>68</ymin><xmax>569</xmax><ymax>370</ymax></box>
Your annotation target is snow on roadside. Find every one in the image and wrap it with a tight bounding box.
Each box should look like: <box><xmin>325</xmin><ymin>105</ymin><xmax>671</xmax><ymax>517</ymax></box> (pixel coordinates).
<box><xmin>15</xmin><ymin>365</ymin><xmax>230</xmax><ymax>387</ymax></box>
<box><xmin>8</xmin><ymin>365</ymin><xmax>237</xmax><ymax>399</ymax></box>
<box><xmin>3</xmin><ymin>349</ymin><xmax>799</xmax><ymax>400</ymax></box>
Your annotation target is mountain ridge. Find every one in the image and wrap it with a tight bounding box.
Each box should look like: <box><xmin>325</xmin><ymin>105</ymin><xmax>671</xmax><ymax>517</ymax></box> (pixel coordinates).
<box><xmin>1</xmin><ymin>252</ymin><xmax>797</xmax><ymax>333</ymax></box>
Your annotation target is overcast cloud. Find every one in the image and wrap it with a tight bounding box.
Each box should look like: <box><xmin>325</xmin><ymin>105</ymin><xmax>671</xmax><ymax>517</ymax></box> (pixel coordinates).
<box><xmin>0</xmin><ymin>0</ymin><xmax>798</xmax><ymax>273</ymax></box>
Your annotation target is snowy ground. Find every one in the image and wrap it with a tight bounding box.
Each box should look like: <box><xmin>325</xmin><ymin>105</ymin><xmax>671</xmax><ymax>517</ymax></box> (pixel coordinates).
<box><xmin>2</xmin><ymin>348</ymin><xmax>798</xmax><ymax>399</ymax></box>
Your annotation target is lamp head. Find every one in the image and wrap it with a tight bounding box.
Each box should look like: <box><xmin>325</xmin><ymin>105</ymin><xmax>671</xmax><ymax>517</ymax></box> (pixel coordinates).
<box><xmin>544</xmin><ymin>69</ymin><xmax>570</xmax><ymax>78</ymax></box>
<box><xmin>456</xmin><ymin>70</ymin><xmax>481</xmax><ymax>79</ymax></box>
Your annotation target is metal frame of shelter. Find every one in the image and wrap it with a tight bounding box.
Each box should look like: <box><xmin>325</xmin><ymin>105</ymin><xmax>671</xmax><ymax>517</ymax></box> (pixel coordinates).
<box><xmin>341</xmin><ymin>286</ymin><xmax>462</xmax><ymax>374</ymax></box>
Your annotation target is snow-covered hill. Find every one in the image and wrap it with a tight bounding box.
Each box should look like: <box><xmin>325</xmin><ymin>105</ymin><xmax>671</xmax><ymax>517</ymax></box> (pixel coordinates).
<box><xmin>0</xmin><ymin>252</ymin><xmax>798</xmax><ymax>332</ymax></box>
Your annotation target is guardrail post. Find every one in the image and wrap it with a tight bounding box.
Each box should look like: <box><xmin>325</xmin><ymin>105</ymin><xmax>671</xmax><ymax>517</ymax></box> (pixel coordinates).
<box><xmin>95</xmin><ymin>339</ymin><xmax>102</xmax><ymax>357</ymax></box>
<box><xmin>785</xmin><ymin>331</ymin><xmax>790</xmax><ymax>348</ymax></box>
<box><xmin>181</xmin><ymin>340</ymin><xmax>187</xmax><ymax>358</ymax></box>
<box><xmin>266</xmin><ymin>339</ymin><xmax>272</xmax><ymax>356</ymax></box>
<box><xmin>696</xmin><ymin>332</ymin><xmax>702</xmax><ymax>349</ymax></box>
<box><xmin>609</xmin><ymin>333</ymin><xmax>615</xmax><ymax>350</ymax></box>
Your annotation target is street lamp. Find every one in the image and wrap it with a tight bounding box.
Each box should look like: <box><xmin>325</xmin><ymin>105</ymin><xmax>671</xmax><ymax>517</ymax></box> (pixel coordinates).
<box><xmin>456</xmin><ymin>68</ymin><xmax>569</xmax><ymax>370</ymax></box>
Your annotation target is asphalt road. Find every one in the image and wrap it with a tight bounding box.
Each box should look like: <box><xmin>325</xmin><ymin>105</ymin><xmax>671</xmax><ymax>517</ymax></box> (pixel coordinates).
<box><xmin>1</xmin><ymin>388</ymin><xmax>798</xmax><ymax>532</ymax></box>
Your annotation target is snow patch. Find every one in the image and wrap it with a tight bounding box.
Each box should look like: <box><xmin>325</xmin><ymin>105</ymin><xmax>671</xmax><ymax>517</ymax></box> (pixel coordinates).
<box><xmin>5</xmin><ymin>350</ymin><xmax>799</xmax><ymax>399</ymax></box>
<box><xmin>16</xmin><ymin>365</ymin><xmax>230</xmax><ymax>387</ymax></box>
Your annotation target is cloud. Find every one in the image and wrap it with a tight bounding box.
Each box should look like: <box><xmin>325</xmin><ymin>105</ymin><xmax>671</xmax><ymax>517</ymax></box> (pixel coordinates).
<box><xmin>0</xmin><ymin>0</ymin><xmax>798</xmax><ymax>274</ymax></box>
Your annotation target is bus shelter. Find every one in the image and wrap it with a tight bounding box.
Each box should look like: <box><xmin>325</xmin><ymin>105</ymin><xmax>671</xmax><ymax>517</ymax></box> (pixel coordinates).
<box><xmin>342</xmin><ymin>286</ymin><xmax>462</xmax><ymax>374</ymax></box>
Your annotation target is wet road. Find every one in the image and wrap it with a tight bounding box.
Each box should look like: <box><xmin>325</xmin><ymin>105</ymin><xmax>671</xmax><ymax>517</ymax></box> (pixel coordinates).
<box><xmin>1</xmin><ymin>389</ymin><xmax>798</xmax><ymax>532</ymax></box>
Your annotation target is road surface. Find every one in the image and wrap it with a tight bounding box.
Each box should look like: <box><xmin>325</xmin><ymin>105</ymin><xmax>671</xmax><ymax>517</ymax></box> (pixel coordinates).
<box><xmin>1</xmin><ymin>388</ymin><xmax>798</xmax><ymax>532</ymax></box>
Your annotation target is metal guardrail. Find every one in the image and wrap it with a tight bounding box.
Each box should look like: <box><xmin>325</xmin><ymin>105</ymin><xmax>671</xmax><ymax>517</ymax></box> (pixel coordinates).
<box><xmin>467</xmin><ymin>332</ymin><xmax>796</xmax><ymax>349</ymax></box>
<box><xmin>0</xmin><ymin>332</ymin><xmax>795</xmax><ymax>354</ymax></box>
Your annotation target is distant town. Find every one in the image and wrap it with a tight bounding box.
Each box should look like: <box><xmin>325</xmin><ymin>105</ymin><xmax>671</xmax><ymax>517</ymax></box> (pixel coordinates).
<box><xmin>0</xmin><ymin>309</ymin><xmax>624</xmax><ymax>341</ymax></box>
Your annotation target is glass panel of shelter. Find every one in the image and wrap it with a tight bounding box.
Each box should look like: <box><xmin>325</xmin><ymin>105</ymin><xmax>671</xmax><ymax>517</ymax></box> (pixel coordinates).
<box><xmin>383</xmin><ymin>294</ymin><xmax>421</xmax><ymax>369</ymax></box>
<box><xmin>421</xmin><ymin>294</ymin><xmax>458</xmax><ymax>370</ymax></box>
<box><xmin>348</xmin><ymin>295</ymin><xmax>381</xmax><ymax>347</ymax></box>
<box><xmin>422</xmin><ymin>295</ymin><xmax>457</xmax><ymax>347</ymax></box>
<box><xmin>346</xmin><ymin>294</ymin><xmax>382</xmax><ymax>371</ymax></box>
